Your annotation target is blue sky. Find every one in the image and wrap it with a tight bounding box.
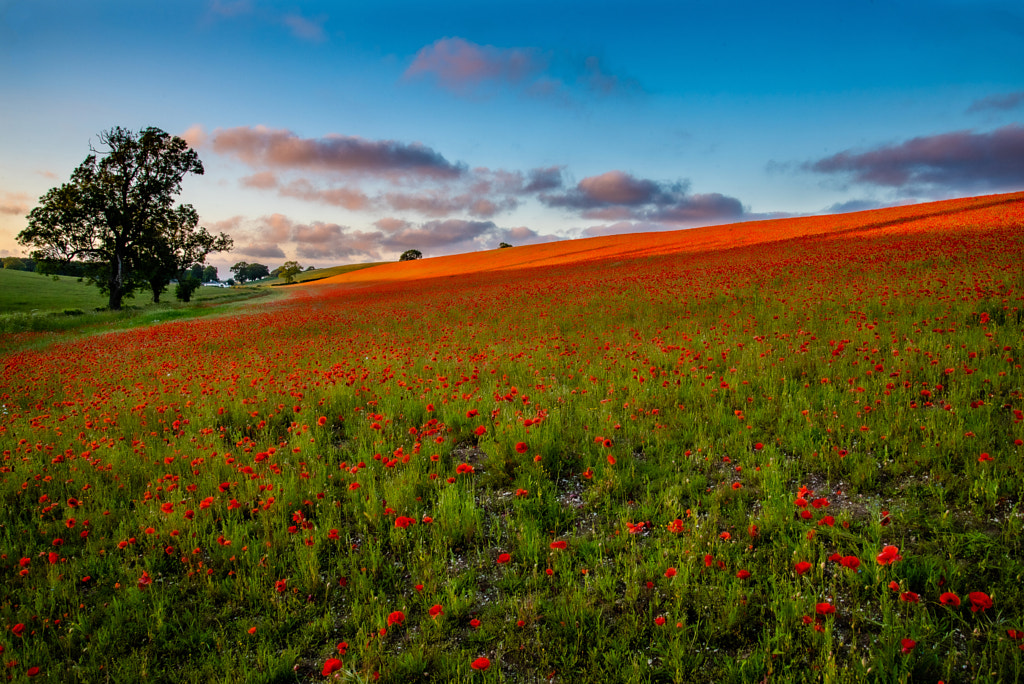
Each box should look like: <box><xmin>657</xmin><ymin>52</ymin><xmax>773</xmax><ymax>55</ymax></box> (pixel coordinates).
<box><xmin>1</xmin><ymin>0</ymin><xmax>1022</xmax><ymax>275</ymax></box>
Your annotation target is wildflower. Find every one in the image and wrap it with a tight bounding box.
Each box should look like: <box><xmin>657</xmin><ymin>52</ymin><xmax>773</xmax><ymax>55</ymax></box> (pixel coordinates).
<box><xmin>394</xmin><ymin>516</ymin><xmax>416</xmax><ymax>529</ymax></box>
<box><xmin>968</xmin><ymin>592</ymin><xmax>992</xmax><ymax>612</ymax></box>
<box><xmin>900</xmin><ymin>638</ymin><xmax>916</xmax><ymax>654</ymax></box>
<box><xmin>387</xmin><ymin>611</ymin><xmax>405</xmax><ymax>626</ymax></box>
<box><xmin>470</xmin><ymin>657</ymin><xmax>490</xmax><ymax>671</ymax></box>
<box><xmin>137</xmin><ymin>570</ymin><xmax>152</xmax><ymax>590</ymax></box>
<box><xmin>704</xmin><ymin>554</ymin><xmax>713</xmax><ymax>568</ymax></box>
<box><xmin>549</xmin><ymin>540</ymin><xmax>567</xmax><ymax>550</ymax></box>
<box><xmin>496</xmin><ymin>553</ymin><xmax>511</xmax><ymax>564</ymax></box>
<box><xmin>336</xmin><ymin>642</ymin><xmax>348</xmax><ymax>655</ymax></box>
<box><xmin>876</xmin><ymin>545</ymin><xmax>902</xmax><ymax>565</ymax></box>
<box><xmin>665</xmin><ymin>567</ymin><xmax>677</xmax><ymax>578</ymax></box>
<box><xmin>322</xmin><ymin>658</ymin><xmax>344</xmax><ymax>676</ymax></box>
<box><xmin>736</xmin><ymin>569</ymin><xmax>751</xmax><ymax>580</ymax></box>
<box><xmin>516</xmin><ymin>488</ymin><xmax>529</xmax><ymax>497</ymax></box>
<box><xmin>900</xmin><ymin>591</ymin><xmax>920</xmax><ymax>603</ymax></box>
<box><xmin>515</xmin><ymin>442</ymin><xmax>528</xmax><ymax>454</ymax></box>
<box><xmin>939</xmin><ymin>592</ymin><xmax>961</xmax><ymax>607</ymax></box>
<box><xmin>840</xmin><ymin>556</ymin><xmax>861</xmax><ymax>570</ymax></box>
<box><xmin>978</xmin><ymin>452</ymin><xmax>993</xmax><ymax>462</ymax></box>
<box><xmin>469</xmin><ymin>618</ymin><xmax>481</xmax><ymax>628</ymax></box>
<box><xmin>247</xmin><ymin>627</ymin><xmax>257</xmax><ymax>635</ymax></box>
<box><xmin>429</xmin><ymin>604</ymin><xmax>444</xmax><ymax>619</ymax></box>
<box><xmin>274</xmin><ymin>579</ymin><xmax>287</xmax><ymax>593</ymax></box>
<box><xmin>794</xmin><ymin>561</ymin><xmax>812</xmax><ymax>575</ymax></box>
<box><xmin>816</xmin><ymin>602</ymin><xmax>836</xmax><ymax>616</ymax></box>
<box><xmin>654</xmin><ymin>616</ymin><xmax>666</xmax><ymax>626</ymax></box>
<box><xmin>317</xmin><ymin>416</ymin><xmax>327</xmax><ymax>427</ymax></box>
<box><xmin>11</xmin><ymin>624</ymin><xmax>25</xmax><ymax>638</ymax></box>
<box><xmin>474</xmin><ymin>425</ymin><xmax>487</xmax><ymax>436</ymax></box>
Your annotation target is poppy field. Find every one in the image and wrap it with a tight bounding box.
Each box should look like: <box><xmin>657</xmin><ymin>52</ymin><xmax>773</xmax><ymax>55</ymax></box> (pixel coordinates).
<box><xmin>2</xmin><ymin>191</ymin><xmax>1023</xmax><ymax>683</ymax></box>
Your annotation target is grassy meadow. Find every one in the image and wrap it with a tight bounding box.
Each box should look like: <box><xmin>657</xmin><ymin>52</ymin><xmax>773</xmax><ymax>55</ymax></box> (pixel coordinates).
<box><xmin>1</xmin><ymin>192</ymin><xmax>1023</xmax><ymax>683</ymax></box>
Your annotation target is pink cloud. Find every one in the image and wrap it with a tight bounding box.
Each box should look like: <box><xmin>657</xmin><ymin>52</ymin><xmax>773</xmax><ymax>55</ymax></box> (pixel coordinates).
<box><xmin>807</xmin><ymin>124</ymin><xmax>1024</xmax><ymax>192</ymax></box>
<box><xmin>200</xmin><ymin>125</ymin><xmax>463</xmax><ymax>179</ymax></box>
<box><xmin>240</xmin><ymin>171</ymin><xmax>278</xmax><ymax>189</ymax></box>
<box><xmin>278</xmin><ymin>179</ymin><xmax>370</xmax><ymax>210</ymax></box>
<box><xmin>405</xmin><ymin>37</ymin><xmax>547</xmax><ymax>96</ymax></box>
<box><xmin>0</xmin><ymin>192</ymin><xmax>31</xmax><ymax>216</ymax></box>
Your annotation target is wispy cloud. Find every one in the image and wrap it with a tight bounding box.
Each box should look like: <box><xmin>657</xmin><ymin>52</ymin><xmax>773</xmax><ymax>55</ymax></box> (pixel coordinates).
<box><xmin>805</xmin><ymin>124</ymin><xmax>1024</xmax><ymax>194</ymax></box>
<box><xmin>213</xmin><ymin>213</ymin><xmax>561</xmax><ymax>263</ymax></box>
<box><xmin>0</xmin><ymin>192</ymin><xmax>32</xmax><ymax>216</ymax></box>
<box><xmin>282</xmin><ymin>13</ymin><xmax>327</xmax><ymax>43</ymax></box>
<box><xmin>404</xmin><ymin>37</ymin><xmax>639</xmax><ymax>101</ymax></box>
<box><xmin>966</xmin><ymin>91</ymin><xmax>1024</xmax><ymax>114</ymax></box>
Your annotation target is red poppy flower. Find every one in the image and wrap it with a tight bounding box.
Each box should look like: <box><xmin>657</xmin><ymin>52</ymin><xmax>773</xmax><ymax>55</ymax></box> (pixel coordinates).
<box><xmin>515</xmin><ymin>488</ymin><xmax>529</xmax><ymax>497</ymax></box>
<box><xmin>815</xmin><ymin>602</ymin><xmax>836</xmax><ymax>616</ymax></box>
<box><xmin>322</xmin><ymin>658</ymin><xmax>344</xmax><ymax>676</ymax></box>
<box><xmin>469</xmin><ymin>618</ymin><xmax>481</xmax><ymax>628</ymax></box>
<box><xmin>496</xmin><ymin>553</ymin><xmax>511</xmax><ymax>564</ymax></box>
<box><xmin>939</xmin><ymin>592</ymin><xmax>961</xmax><ymax>607</ymax></box>
<box><xmin>429</xmin><ymin>604</ymin><xmax>444</xmax><ymax>619</ymax></box>
<box><xmin>900</xmin><ymin>638</ymin><xmax>916</xmax><ymax>654</ymax></box>
<box><xmin>394</xmin><ymin>516</ymin><xmax>416</xmax><ymax>529</ymax></box>
<box><xmin>515</xmin><ymin>442</ymin><xmax>528</xmax><ymax>454</ymax></box>
<box><xmin>900</xmin><ymin>591</ymin><xmax>920</xmax><ymax>603</ymax></box>
<box><xmin>666</xmin><ymin>518</ymin><xmax>684</xmax><ymax>534</ymax></box>
<box><xmin>474</xmin><ymin>425</ymin><xmax>487</xmax><ymax>436</ymax></box>
<box><xmin>704</xmin><ymin>554</ymin><xmax>713</xmax><ymax>568</ymax></box>
<box><xmin>840</xmin><ymin>556</ymin><xmax>861</xmax><ymax>570</ymax></box>
<box><xmin>387</xmin><ymin>610</ymin><xmax>405</xmax><ymax>626</ymax></box>
<box><xmin>664</xmin><ymin>567</ymin><xmax>677</xmax><ymax>578</ymax></box>
<box><xmin>736</xmin><ymin>569</ymin><xmax>751</xmax><ymax>580</ymax></box>
<box><xmin>317</xmin><ymin>416</ymin><xmax>327</xmax><ymax>427</ymax></box>
<box><xmin>549</xmin><ymin>540</ymin><xmax>567</xmax><ymax>550</ymax></box>
<box><xmin>26</xmin><ymin>667</ymin><xmax>39</xmax><ymax>677</ymax></box>
<box><xmin>471</xmin><ymin>657</ymin><xmax>490</xmax><ymax>671</ymax></box>
<box><xmin>876</xmin><ymin>545</ymin><xmax>902</xmax><ymax>565</ymax></box>
<box><xmin>794</xmin><ymin>561</ymin><xmax>812</xmax><ymax>575</ymax></box>
<box><xmin>654</xmin><ymin>616</ymin><xmax>666</xmax><ymax>626</ymax></box>
<box><xmin>977</xmin><ymin>452</ymin><xmax>993</xmax><ymax>462</ymax></box>
<box><xmin>11</xmin><ymin>624</ymin><xmax>25</xmax><ymax>638</ymax></box>
<box><xmin>968</xmin><ymin>592</ymin><xmax>992</xmax><ymax>612</ymax></box>
<box><xmin>275</xmin><ymin>579</ymin><xmax>287</xmax><ymax>593</ymax></box>
<box><xmin>247</xmin><ymin>626</ymin><xmax>257</xmax><ymax>635</ymax></box>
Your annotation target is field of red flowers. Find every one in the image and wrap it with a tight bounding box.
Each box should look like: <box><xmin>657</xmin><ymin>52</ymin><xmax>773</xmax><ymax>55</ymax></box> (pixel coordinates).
<box><xmin>2</xmin><ymin>191</ymin><xmax>1023</xmax><ymax>683</ymax></box>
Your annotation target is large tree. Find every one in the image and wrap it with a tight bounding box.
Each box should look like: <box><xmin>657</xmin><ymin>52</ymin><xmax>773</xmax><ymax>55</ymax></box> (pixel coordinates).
<box><xmin>18</xmin><ymin>126</ymin><xmax>230</xmax><ymax>310</ymax></box>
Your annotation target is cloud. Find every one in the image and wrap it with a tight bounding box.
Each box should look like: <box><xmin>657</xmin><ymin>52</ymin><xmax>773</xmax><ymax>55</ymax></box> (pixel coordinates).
<box><xmin>181</xmin><ymin>124</ymin><xmax>207</xmax><ymax>149</ymax></box>
<box><xmin>282</xmin><ymin>13</ymin><xmax>327</xmax><ymax>42</ymax></box>
<box><xmin>404</xmin><ymin>37</ymin><xmax>638</xmax><ymax>101</ymax></box>
<box><xmin>540</xmin><ymin>170</ymin><xmax>745</xmax><ymax>225</ymax></box>
<box><xmin>967</xmin><ymin>91</ymin><xmax>1024</xmax><ymax>114</ymax></box>
<box><xmin>522</xmin><ymin>166</ymin><xmax>564</xmax><ymax>193</ymax></box>
<box><xmin>240</xmin><ymin>171</ymin><xmax>278</xmax><ymax>189</ymax></box>
<box><xmin>405</xmin><ymin>37</ymin><xmax>548</xmax><ymax>97</ymax></box>
<box><xmin>212</xmin><ymin>213</ymin><xmax>564</xmax><ymax>264</ymax></box>
<box><xmin>278</xmin><ymin>179</ymin><xmax>370</xmax><ymax>211</ymax></box>
<box><xmin>195</xmin><ymin>125</ymin><xmax>464</xmax><ymax>179</ymax></box>
<box><xmin>0</xmin><ymin>192</ymin><xmax>31</xmax><ymax>216</ymax></box>
<box><xmin>806</xmin><ymin>124</ymin><xmax>1024</xmax><ymax>193</ymax></box>
<box><xmin>207</xmin><ymin>0</ymin><xmax>252</xmax><ymax>18</ymax></box>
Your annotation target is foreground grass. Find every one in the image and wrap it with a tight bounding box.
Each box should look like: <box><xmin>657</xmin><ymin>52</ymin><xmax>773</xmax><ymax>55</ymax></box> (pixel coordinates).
<box><xmin>1</xmin><ymin>197</ymin><xmax>1023</xmax><ymax>683</ymax></box>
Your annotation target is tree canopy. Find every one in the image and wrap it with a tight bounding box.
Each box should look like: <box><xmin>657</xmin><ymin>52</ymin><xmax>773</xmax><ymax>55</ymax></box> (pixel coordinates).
<box><xmin>277</xmin><ymin>260</ymin><xmax>303</xmax><ymax>284</ymax></box>
<box><xmin>230</xmin><ymin>261</ymin><xmax>270</xmax><ymax>284</ymax></box>
<box><xmin>18</xmin><ymin>126</ymin><xmax>231</xmax><ymax>309</ymax></box>
<box><xmin>400</xmin><ymin>249</ymin><xmax>422</xmax><ymax>261</ymax></box>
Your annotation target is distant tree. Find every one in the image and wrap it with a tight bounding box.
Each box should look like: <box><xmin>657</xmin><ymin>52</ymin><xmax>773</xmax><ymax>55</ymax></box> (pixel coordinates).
<box><xmin>2</xmin><ymin>257</ymin><xmax>28</xmax><ymax>270</ymax></box>
<box><xmin>202</xmin><ymin>265</ymin><xmax>218</xmax><ymax>282</ymax></box>
<box><xmin>498</xmin><ymin>242</ymin><xmax>513</xmax><ymax>249</ymax></box>
<box><xmin>278</xmin><ymin>260</ymin><xmax>303</xmax><ymax>284</ymax></box>
<box><xmin>305</xmin><ymin>265</ymin><xmax>316</xmax><ymax>271</ymax></box>
<box><xmin>17</xmin><ymin>126</ymin><xmax>227</xmax><ymax>310</ymax></box>
<box><xmin>225</xmin><ymin>278</ymin><xmax>236</xmax><ymax>286</ymax></box>
<box><xmin>400</xmin><ymin>249</ymin><xmax>422</xmax><ymax>261</ymax></box>
<box><xmin>230</xmin><ymin>261</ymin><xmax>269</xmax><ymax>284</ymax></box>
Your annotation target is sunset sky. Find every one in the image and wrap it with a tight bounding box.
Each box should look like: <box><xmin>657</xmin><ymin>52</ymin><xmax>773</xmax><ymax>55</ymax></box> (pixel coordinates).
<box><xmin>1</xmin><ymin>0</ymin><xmax>1022</xmax><ymax>276</ymax></box>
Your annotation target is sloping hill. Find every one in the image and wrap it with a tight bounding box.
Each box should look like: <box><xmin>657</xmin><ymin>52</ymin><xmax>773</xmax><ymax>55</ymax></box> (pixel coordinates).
<box><xmin>308</xmin><ymin>191</ymin><xmax>1024</xmax><ymax>289</ymax></box>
